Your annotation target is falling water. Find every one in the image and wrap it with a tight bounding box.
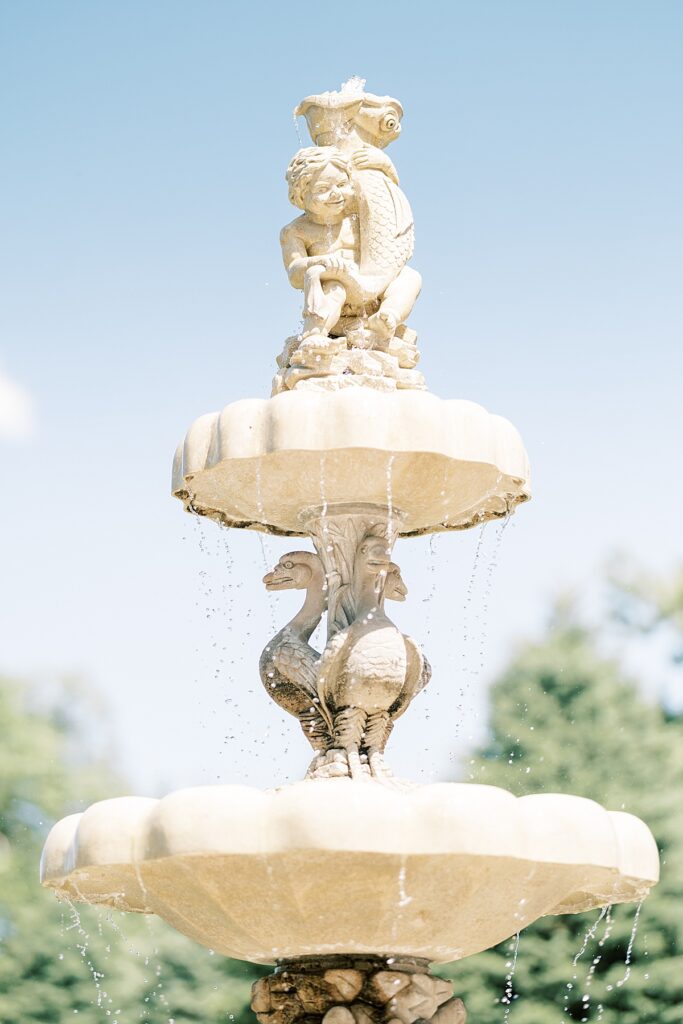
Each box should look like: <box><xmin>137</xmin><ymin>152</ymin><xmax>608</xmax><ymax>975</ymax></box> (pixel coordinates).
<box><xmin>477</xmin><ymin>517</ymin><xmax>510</xmax><ymax>676</ymax></box>
<box><xmin>397</xmin><ymin>859</ymin><xmax>412</xmax><ymax>910</ymax></box>
<box><xmin>391</xmin><ymin>857</ymin><xmax>413</xmax><ymax>946</ymax></box>
<box><xmin>63</xmin><ymin>896</ymin><xmax>108</xmax><ymax>1014</ymax></box>
<box><xmin>386</xmin><ymin>453</ymin><xmax>396</xmax><ymax>538</ymax></box>
<box><xmin>292</xmin><ymin>110</ymin><xmax>303</xmax><ymax>146</ymax></box>
<box><xmin>609</xmin><ymin>899</ymin><xmax>644</xmax><ymax>992</ymax></box>
<box><xmin>258</xmin><ymin>532</ymin><xmax>280</xmax><ymax>635</ymax></box>
<box><xmin>501</xmin><ymin>931</ymin><xmax>521</xmax><ymax>1020</ymax></box>
<box><xmin>563</xmin><ymin>905</ymin><xmax>610</xmax><ymax>1020</ymax></box>
<box><xmin>422</xmin><ymin>534</ymin><xmax>439</xmax><ymax>637</ymax></box>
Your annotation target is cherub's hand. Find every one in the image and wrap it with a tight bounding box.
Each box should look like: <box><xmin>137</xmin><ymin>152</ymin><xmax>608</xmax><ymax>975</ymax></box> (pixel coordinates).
<box><xmin>351</xmin><ymin>147</ymin><xmax>391</xmax><ymax>172</ymax></box>
<box><xmin>312</xmin><ymin>254</ymin><xmax>346</xmax><ymax>272</ymax></box>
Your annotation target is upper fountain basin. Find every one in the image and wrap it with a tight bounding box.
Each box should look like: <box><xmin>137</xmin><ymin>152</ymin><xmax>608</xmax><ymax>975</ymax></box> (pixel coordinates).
<box><xmin>172</xmin><ymin>390</ymin><xmax>530</xmax><ymax>536</ymax></box>
<box><xmin>41</xmin><ymin>780</ymin><xmax>657</xmax><ymax>966</ymax></box>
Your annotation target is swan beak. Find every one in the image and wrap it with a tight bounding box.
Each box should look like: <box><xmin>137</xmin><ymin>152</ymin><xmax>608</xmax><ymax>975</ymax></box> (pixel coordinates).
<box><xmin>264</xmin><ymin>569</ymin><xmax>295</xmax><ymax>590</ymax></box>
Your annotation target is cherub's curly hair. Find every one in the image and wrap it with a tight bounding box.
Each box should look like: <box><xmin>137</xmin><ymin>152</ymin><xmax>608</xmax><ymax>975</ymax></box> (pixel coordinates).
<box><xmin>286</xmin><ymin>147</ymin><xmax>350</xmax><ymax>210</ymax></box>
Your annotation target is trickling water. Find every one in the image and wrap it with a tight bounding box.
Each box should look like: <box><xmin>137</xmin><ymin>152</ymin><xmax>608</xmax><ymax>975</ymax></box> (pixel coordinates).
<box><xmin>64</xmin><ymin>896</ymin><xmax>108</xmax><ymax>1014</ymax></box>
<box><xmin>255</xmin><ymin>461</ymin><xmax>265</xmax><ymax>525</ymax></box>
<box><xmin>563</xmin><ymin>905</ymin><xmax>610</xmax><ymax>1019</ymax></box>
<box><xmin>477</xmin><ymin>517</ymin><xmax>510</xmax><ymax>676</ymax></box>
<box><xmin>292</xmin><ymin>110</ymin><xmax>303</xmax><ymax>145</ymax></box>
<box><xmin>501</xmin><ymin>931</ymin><xmax>521</xmax><ymax>1020</ymax></box>
<box><xmin>460</xmin><ymin>523</ymin><xmax>487</xmax><ymax>689</ymax></box>
<box><xmin>386</xmin><ymin>453</ymin><xmax>396</xmax><ymax>538</ymax></box>
<box><xmin>397</xmin><ymin>859</ymin><xmax>412</xmax><ymax>909</ymax></box>
<box><xmin>422</xmin><ymin>534</ymin><xmax>439</xmax><ymax>634</ymax></box>
<box><xmin>258</xmin><ymin>532</ymin><xmax>280</xmax><ymax>635</ymax></box>
<box><xmin>610</xmin><ymin>899</ymin><xmax>644</xmax><ymax>991</ymax></box>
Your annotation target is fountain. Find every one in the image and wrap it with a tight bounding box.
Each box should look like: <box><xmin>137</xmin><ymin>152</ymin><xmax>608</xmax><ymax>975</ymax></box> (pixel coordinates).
<box><xmin>40</xmin><ymin>81</ymin><xmax>659</xmax><ymax>1022</ymax></box>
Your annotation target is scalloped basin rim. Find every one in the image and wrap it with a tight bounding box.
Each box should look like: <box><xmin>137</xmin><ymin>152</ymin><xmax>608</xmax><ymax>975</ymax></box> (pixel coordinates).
<box><xmin>41</xmin><ymin>781</ymin><xmax>658</xmax><ymax>965</ymax></box>
<box><xmin>171</xmin><ymin>391</ymin><xmax>532</xmax><ymax>535</ymax></box>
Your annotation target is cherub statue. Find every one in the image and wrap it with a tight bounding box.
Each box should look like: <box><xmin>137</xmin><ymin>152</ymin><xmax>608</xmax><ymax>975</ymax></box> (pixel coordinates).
<box><xmin>274</xmin><ymin>83</ymin><xmax>425</xmax><ymax>393</ymax></box>
<box><xmin>280</xmin><ymin>146</ymin><xmax>421</xmax><ymax>350</ymax></box>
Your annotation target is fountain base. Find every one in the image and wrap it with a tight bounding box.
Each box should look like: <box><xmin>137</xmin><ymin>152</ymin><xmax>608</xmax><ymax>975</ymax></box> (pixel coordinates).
<box><xmin>252</xmin><ymin>955</ymin><xmax>466</xmax><ymax>1024</ymax></box>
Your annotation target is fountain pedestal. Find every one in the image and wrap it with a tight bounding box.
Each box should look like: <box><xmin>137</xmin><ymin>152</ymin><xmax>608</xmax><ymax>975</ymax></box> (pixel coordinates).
<box><xmin>251</xmin><ymin>956</ymin><xmax>465</xmax><ymax>1024</ymax></box>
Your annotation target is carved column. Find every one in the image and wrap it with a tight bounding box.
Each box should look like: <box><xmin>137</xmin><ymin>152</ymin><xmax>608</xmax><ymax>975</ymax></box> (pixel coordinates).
<box><xmin>302</xmin><ymin>503</ymin><xmax>402</xmax><ymax>636</ymax></box>
<box><xmin>251</xmin><ymin>955</ymin><xmax>467</xmax><ymax>1024</ymax></box>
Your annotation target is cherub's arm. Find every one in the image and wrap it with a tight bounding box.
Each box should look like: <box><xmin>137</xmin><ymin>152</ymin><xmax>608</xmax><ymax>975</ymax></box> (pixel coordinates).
<box><xmin>280</xmin><ymin>221</ymin><xmax>347</xmax><ymax>290</ymax></box>
<box><xmin>280</xmin><ymin>222</ymin><xmax>312</xmax><ymax>290</ymax></box>
<box><xmin>351</xmin><ymin>146</ymin><xmax>399</xmax><ymax>184</ymax></box>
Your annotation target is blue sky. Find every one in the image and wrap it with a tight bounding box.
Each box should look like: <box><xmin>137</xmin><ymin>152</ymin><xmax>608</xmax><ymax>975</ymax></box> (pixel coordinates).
<box><xmin>1</xmin><ymin>1</ymin><xmax>681</xmax><ymax>793</ymax></box>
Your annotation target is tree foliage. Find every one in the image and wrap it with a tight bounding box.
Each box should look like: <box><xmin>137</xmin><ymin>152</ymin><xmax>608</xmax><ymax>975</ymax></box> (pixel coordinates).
<box><xmin>0</xmin><ymin>675</ymin><xmax>263</xmax><ymax>1023</ymax></box>
<box><xmin>441</xmin><ymin>602</ymin><xmax>683</xmax><ymax>1023</ymax></box>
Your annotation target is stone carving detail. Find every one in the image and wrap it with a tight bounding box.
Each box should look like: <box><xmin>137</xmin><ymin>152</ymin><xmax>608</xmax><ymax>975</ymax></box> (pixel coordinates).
<box><xmin>251</xmin><ymin>956</ymin><xmax>467</xmax><ymax>1024</ymax></box>
<box><xmin>260</xmin><ymin>551</ymin><xmax>332</xmax><ymax>753</ymax></box>
<box><xmin>259</xmin><ymin>507</ymin><xmax>430</xmax><ymax>782</ymax></box>
<box><xmin>274</xmin><ymin>79</ymin><xmax>425</xmax><ymax>395</ymax></box>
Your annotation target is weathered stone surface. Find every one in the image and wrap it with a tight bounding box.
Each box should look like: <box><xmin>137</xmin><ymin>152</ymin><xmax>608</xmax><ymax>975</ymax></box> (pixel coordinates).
<box><xmin>41</xmin><ymin>780</ymin><xmax>659</xmax><ymax>964</ymax></box>
<box><xmin>279</xmin><ymin>81</ymin><xmax>422</xmax><ymax>393</ymax></box>
<box><xmin>172</xmin><ymin>390</ymin><xmax>531</xmax><ymax>537</ymax></box>
<box><xmin>430</xmin><ymin>998</ymin><xmax>467</xmax><ymax>1024</ymax></box>
<box><xmin>323</xmin><ymin>970</ymin><xmax>364</xmax><ymax>1002</ymax></box>
<box><xmin>259</xmin><ymin>515</ymin><xmax>429</xmax><ymax>783</ymax></box>
<box><xmin>251</xmin><ymin>957</ymin><xmax>457</xmax><ymax>1024</ymax></box>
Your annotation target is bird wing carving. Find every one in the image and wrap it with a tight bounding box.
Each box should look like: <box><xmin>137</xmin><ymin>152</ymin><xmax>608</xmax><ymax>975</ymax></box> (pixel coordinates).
<box><xmin>390</xmin><ymin>635</ymin><xmax>431</xmax><ymax>720</ymax></box>
<box><xmin>316</xmin><ymin>629</ymin><xmax>349</xmax><ymax>716</ymax></box>
<box><xmin>272</xmin><ymin>638</ymin><xmax>319</xmax><ymax>697</ymax></box>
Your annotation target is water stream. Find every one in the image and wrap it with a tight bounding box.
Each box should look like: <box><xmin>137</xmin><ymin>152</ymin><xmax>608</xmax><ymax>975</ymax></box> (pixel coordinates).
<box><xmin>501</xmin><ymin>931</ymin><xmax>521</xmax><ymax>1020</ymax></box>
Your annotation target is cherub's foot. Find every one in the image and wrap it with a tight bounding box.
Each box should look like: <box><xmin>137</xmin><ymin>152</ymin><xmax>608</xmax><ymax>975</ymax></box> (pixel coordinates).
<box><xmin>290</xmin><ymin>332</ymin><xmax>347</xmax><ymax>366</ymax></box>
<box><xmin>366</xmin><ymin>310</ymin><xmax>398</xmax><ymax>346</ymax></box>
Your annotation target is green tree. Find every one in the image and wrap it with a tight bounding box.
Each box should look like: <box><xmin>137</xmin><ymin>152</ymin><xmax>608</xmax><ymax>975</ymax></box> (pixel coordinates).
<box><xmin>0</xmin><ymin>674</ymin><xmax>262</xmax><ymax>1023</ymax></box>
<box><xmin>441</xmin><ymin>606</ymin><xmax>683</xmax><ymax>1024</ymax></box>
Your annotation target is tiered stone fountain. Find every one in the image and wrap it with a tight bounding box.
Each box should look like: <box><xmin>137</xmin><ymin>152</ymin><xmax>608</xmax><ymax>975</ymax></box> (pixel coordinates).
<box><xmin>41</xmin><ymin>81</ymin><xmax>659</xmax><ymax>1023</ymax></box>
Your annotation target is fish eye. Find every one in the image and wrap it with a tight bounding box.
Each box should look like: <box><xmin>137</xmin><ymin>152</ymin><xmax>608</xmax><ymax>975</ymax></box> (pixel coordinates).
<box><xmin>284</xmin><ymin>560</ymin><xmax>294</xmax><ymax>569</ymax></box>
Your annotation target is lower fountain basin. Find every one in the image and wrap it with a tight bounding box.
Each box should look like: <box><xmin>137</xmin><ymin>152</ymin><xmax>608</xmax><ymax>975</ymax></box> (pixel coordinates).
<box><xmin>172</xmin><ymin>390</ymin><xmax>531</xmax><ymax>536</ymax></box>
<box><xmin>40</xmin><ymin>780</ymin><xmax>658</xmax><ymax>965</ymax></box>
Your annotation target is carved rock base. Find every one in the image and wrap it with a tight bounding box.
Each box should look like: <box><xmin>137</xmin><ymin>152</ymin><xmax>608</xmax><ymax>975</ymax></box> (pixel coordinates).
<box><xmin>251</xmin><ymin>955</ymin><xmax>466</xmax><ymax>1024</ymax></box>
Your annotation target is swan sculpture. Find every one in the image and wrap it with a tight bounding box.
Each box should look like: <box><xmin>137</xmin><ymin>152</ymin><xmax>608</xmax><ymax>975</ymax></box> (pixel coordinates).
<box><xmin>259</xmin><ymin>551</ymin><xmax>332</xmax><ymax>753</ymax></box>
<box><xmin>316</xmin><ymin>535</ymin><xmax>431</xmax><ymax>781</ymax></box>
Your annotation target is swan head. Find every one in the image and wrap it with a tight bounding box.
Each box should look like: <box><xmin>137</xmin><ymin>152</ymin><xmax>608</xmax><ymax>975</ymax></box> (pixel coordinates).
<box><xmin>355</xmin><ymin>536</ymin><xmax>394</xmax><ymax>582</ymax></box>
<box><xmin>263</xmin><ymin>551</ymin><xmax>322</xmax><ymax>591</ymax></box>
<box><xmin>384</xmin><ymin>565</ymin><xmax>408</xmax><ymax>601</ymax></box>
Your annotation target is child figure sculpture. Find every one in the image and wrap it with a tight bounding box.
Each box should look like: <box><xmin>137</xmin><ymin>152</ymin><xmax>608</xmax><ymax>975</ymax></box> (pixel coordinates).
<box><xmin>281</xmin><ymin>146</ymin><xmax>421</xmax><ymax>347</ymax></box>
<box><xmin>274</xmin><ymin>83</ymin><xmax>425</xmax><ymax>394</ymax></box>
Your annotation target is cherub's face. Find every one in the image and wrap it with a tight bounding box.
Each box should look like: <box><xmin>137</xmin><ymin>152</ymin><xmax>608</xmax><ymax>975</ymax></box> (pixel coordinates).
<box><xmin>303</xmin><ymin>163</ymin><xmax>353</xmax><ymax>223</ymax></box>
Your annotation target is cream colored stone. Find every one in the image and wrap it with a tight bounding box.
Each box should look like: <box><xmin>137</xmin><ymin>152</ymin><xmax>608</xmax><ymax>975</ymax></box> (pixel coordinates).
<box><xmin>278</xmin><ymin>81</ymin><xmax>422</xmax><ymax>392</ymax></box>
<box><xmin>172</xmin><ymin>390</ymin><xmax>530</xmax><ymax>536</ymax></box>
<box><xmin>41</xmin><ymin>780</ymin><xmax>658</xmax><ymax>966</ymax></box>
<box><xmin>430</xmin><ymin>998</ymin><xmax>467</xmax><ymax>1024</ymax></box>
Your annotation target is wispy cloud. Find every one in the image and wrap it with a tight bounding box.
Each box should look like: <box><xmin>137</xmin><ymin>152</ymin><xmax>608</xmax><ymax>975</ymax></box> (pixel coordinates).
<box><xmin>0</xmin><ymin>367</ymin><xmax>35</xmax><ymax>440</ymax></box>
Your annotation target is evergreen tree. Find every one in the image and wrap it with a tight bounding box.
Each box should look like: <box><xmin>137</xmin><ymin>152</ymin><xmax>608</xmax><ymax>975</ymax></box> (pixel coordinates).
<box><xmin>0</xmin><ymin>674</ymin><xmax>263</xmax><ymax>1023</ymax></box>
<box><xmin>440</xmin><ymin>608</ymin><xmax>683</xmax><ymax>1024</ymax></box>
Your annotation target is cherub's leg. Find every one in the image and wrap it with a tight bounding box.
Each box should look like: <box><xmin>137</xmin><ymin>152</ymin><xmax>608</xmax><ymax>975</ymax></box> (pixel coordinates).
<box><xmin>302</xmin><ymin>269</ymin><xmax>346</xmax><ymax>338</ymax></box>
<box><xmin>367</xmin><ymin>266</ymin><xmax>422</xmax><ymax>343</ymax></box>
